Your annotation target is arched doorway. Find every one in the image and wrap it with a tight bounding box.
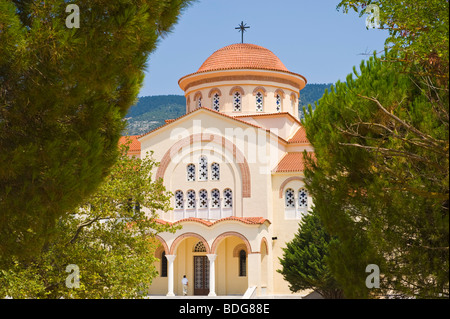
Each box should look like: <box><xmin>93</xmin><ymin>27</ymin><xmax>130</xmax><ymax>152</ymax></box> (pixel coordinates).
<box><xmin>211</xmin><ymin>232</ymin><xmax>252</xmax><ymax>295</ymax></box>
<box><xmin>170</xmin><ymin>233</ymin><xmax>211</xmax><ymax>296</ymax></box>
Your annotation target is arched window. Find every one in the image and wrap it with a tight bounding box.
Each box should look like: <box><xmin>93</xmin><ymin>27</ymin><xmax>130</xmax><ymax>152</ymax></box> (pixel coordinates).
<box><xmin>161</xmin><ymin>251</ymin><xmax>167</xmax><ymax>277</ymax></box>
<box><xmin>199</xmin><ymin>156</ymin><xmax>208</xmax><ymax>181</ymax></box>
<box><xmin>223</xmin><ymin>188</ymin><xmax>232</xmax><ymax>208</ymax></box>
<box><xmin>239</xmin><ymin>250</ymin><xmax>246</xmax><ymax>277</ymax></box>
<box><xmin>199</xmin><ymin>189</ymin><xmax>208</xmax><ymax>208</ymax></box>
<box><xmin>285</xmin><ymin>188</ymin><xmax>295</xmax><ymax>208</ymax></box>
<box><xmin>211</xmin><ymin>189</ymin><xmax>220</xmax><ymax>208</ymax></box>
<box><xmin>212</xmin><ymin>93</ymin><xmax>220</xmax><ymax>111</ymax></box>
<box><xmin>211</xmin><ymin>162</ymin><xmax>220</xmax><ymax>181</ymax></box>
<box><xmin>194</xmin><ymin>92</ymin><xmax>202</xmax><ymax>109</ymax></box>
<box><xmin>175</xmin><ymin>190</ymin><xmax>184</xmax><ymax>209</ymax></box>
<box><xmin>187</xmin><ymin>164</ymin><xmax>196</xmax><ymax>181</ymax></box>
<box><xmin>233</xmin><ymin>91</ymin><xmax>242</xmax><ymax>112</ymax></box>
<box><xmin>290</xmin><ymin>93</ymin><xmax>297</xmax><ymax>114</ymax></box>
<box><xmin>298</xmin><ymin>188</ymin><xmax>308</xmax><ymax>208</ymax></box>
<box><xmin>276</xmin><ymin>94</ymin><xmax>282</xmax><ymax>112</ymax></box>
<box><xmin>255</xmin><ymin>91</ymin><xmax>264</xmax><ymax>112</ymax></box>
<box><xmin>187</xmin><ymin>190</ymin><xmax>196</xmax><ymax>209</ymax></box>
<box><xmin>193</xmin><ymin>241</ymin><xmax>207</xmax><ymax>253</ymax></box>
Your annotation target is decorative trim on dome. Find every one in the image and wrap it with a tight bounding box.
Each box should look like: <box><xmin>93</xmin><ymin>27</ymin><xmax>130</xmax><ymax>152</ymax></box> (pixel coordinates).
<box><xmin>208</xmin><ymin>88</ymin><xmax>222</xmax><ymax>98</ymax></box>
<box><xmin>252</xmin><ymin>86</ymin><xmax>267</xmax><ymax>97</ymax></box>
<box><xmin>193</xmin><ymin>91</ymin><xmax>203</xmax><ymax>101</ymax></box>
<box><xmin>183</xmin><ymin>74</ymin><xmax>303</xmax><ymax>92</ymax></box>
<box><xmin>229</xmin><ymin>86</ymin><xmax>245</xmax><ymax>95</ymax></box>
<box><xmin>274</xmin><ymin>88</ymin><xmax>285</xmax><ymax>98</ymax></box>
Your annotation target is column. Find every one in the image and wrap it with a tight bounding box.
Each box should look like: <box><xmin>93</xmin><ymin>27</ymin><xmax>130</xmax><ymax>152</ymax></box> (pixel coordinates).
<box><xmin>165</xmin><ymin>254</ymin><xmax>176</xmax><ymax>296</ymax></box>
<box><xmin>207</xmin><ymin>198</ymin><xmax>211</xmax><ymax>220</ymax></box>
<box><xmin>206</xmin><ymin>254</ymin><xmax>217</xmax><ymax>297</ymax></box>
<box><xmin>194</xmin><ymin>198</ymin><xmax>199</xmax><ymax>218</ymax></box>
<box><xmin>219</xmin><ymin>197</ymin><xmax>223</xmax><ymax>219</ymax></box>
<box><xmin>247</xmin><ymin>253</ymin><xmax>261</xmax><ymax>296</ymax></box>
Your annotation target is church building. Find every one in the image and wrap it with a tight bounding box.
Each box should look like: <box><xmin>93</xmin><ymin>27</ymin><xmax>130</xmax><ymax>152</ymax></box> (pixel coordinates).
<box><xmin>132</xmin><ymin>43</ymin><xmax>314</xmax><ymax>297</ymax></box>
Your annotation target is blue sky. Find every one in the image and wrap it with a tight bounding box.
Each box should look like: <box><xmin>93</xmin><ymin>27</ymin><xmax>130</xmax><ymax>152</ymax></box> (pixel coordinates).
<box><xmin>138</xmin><ymin>0</ymin><xmax>389</xmax><ymax>97</ymax></box>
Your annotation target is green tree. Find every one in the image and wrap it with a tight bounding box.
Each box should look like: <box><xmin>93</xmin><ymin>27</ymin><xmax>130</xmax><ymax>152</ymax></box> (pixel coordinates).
<box><xmin>0</xmin><ymin>0</ymin><xmax>193</xmax><ymax>260</ymax></box>
<box><xmin>278</xmin><ymin>209</ymin><xmax>344</xmax><ymax>299</ymax></box>
<box><xmin>301</xmin><ymin>0</ymin><xmax>449</xmax><ymax>299</ymax></box>
<box><xmin>337</xmin><ymin>0</ymin><xmax>449</xmax><ymax>81</ymax></box>
<box><xmin>303</xmin><ymin>54</ymin><xmax>448</xmax><ymax>298</ymax></box>
<box><xmin>0</xmin><ymin>144</ymin><xmax>178</xmax><ymax>298</ymax></box>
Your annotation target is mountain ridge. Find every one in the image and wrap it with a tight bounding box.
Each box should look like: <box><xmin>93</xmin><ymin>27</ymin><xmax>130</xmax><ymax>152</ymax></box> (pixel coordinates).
<box><xmin>123</xmin><ymin>83</ymin><xmax>332</xmax><ymax>136</ymax></box>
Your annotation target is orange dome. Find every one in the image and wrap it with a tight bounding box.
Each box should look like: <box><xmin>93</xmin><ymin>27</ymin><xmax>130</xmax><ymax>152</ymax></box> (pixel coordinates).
<box><xmin>196</xmin><ymin>43</ymin><xmax>289</xmax><ymax>73</ymax></box>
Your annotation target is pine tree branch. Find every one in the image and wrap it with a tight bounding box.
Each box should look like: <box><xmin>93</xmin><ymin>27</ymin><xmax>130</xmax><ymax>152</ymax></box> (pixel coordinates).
<box><xmin>337</xmin><ymin>142</ymin><xmax>433</xmax><ymax>163</ymax></box>
<box><xmin>356</xmin><ymin>94</ymin><xmax>446</xmax><ymax>148</ymax></box>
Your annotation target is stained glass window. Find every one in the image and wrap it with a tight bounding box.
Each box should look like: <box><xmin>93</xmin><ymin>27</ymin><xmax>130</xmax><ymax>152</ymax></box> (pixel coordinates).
<box><xmin>233</xmin><ymin>91</ymin><xmax>242</xmax><ymax>112</ymax></box>
<box><xmin>298</xmin><ymin>188</ymin><xmax>308</xmax><ymax>208</ymax></box>
<box><xmin>211</xmin><ymin>189</ymin><xmax>220</xmax><ymax>208</ymax></box>
<box><xmin>198</xmin><ymin>156</ymin><xmax>208</xmax><ymax>181</ymax></box>
<box><xmin>199</xmin><ymin>189</ymin><xmax>208</xmax><ymax>208</ymax></box>
<box><xmin>198</xmin><ymin>97</ymin><xmax>202</xmax><ymax>108</ymax></box>
<box><xmin>193</xmin><ymin>241</ymin><xmax>207</xmax><ymax>252</ymax></box>
<box><xmin>223</xmin><ymin>188</ymin><xmax>233</xmax><ymax>208</ymax></box>
<box><xmin>285</xmin><ymin>188</ymin><xmax>295</xmax><ymax>208</ymax></box>
<box><xmin>276</xmin><ymin>94</ymin><xmax>281</xmax><ymax>112</ymax></box>
<box><xmin>212</xmin><ymin>93</ymin><xmax>220</xmax><ymax>111</ymax></box>
<box><xmin>211</xmin><ymin>162</ymin><xmax>220</xmax><ymax>181</ymax></box>
<box><xmin>256</xmin><ymin>92</ymin><xmax>263</xmax><ymax>112</ymax></box>
<box><xmin>175</xmin><ymin>190</ymin><xmax>184</xmax><ymax>209</ymax></box>
<box><xmin>187</xmin><ymin>164</ymin><xmax>195</xmax><ymax>181</ymax></box>
<box><xmin>187</xmin><ymin>190</ymin><xmax>196</xmax><ymax>209</ymax></box>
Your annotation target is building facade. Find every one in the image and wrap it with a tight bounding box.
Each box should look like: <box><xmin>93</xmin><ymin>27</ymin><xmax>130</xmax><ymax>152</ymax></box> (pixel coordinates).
<box><xmin>135</xmin><ymin>43</ymin><xmax>314</xmax><ymax>297</ymax></box>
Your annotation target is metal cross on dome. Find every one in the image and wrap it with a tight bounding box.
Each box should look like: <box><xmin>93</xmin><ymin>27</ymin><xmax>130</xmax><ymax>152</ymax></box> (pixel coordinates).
<box><xmin>235</xmin><ymin>21</ymin><xmax>250</xmax><ymax>43</ymax></box>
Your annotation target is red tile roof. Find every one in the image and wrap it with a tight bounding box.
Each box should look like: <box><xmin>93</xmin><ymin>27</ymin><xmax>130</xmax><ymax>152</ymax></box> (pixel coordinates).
<box><xmin>156</xmin><ymin>216</ymin><xmax>270</xmax><ymax>227</ymax></box>
<box><xmin>288</xmin><ymin>126</ymin><xmax>309</xmax><ymax>144</ymax></box>
<box><xmin>119</xmin><ymin>135</ymin><xmax>141</xmax><ymax>153</ymax></box>
<box><xmin>274</xmin><ymin>152</ymin><xmax>315</xmax><ymax>172</ymax></box>
<box><xmin>197</xmin><ymin>43</ymin><xmax>289</xmax><ymax>73</ymax></box>
<box><xmin>178</xmin><ymin>43</ymin><xmax>307</xmax><ymax>92</ymax></box>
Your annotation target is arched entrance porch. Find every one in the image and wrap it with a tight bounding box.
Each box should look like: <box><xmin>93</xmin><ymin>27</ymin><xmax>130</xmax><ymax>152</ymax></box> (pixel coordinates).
<box><xmin>148</xmin><ymin>218</ymin><xmax>271</xmax><ymax>297</ymax></box>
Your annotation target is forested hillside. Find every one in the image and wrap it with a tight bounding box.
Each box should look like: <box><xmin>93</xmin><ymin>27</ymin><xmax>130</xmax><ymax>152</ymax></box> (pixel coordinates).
<box><xmin>123</xmin><ymin>84</ymin><xmax>332</xmax><ymax>135</ymax></box>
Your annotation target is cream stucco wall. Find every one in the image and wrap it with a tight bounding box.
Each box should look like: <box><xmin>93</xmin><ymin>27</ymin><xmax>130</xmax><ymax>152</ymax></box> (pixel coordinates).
<box><xmin>270</xmin><ymin>172</ymin><xmax>313</xmax><ymax>295</ymax></box>
<box><xmin>139</xmin><ymin>109</ymin><xmax>316</xmax><ymax>296</ymax></box>
<box><xmin>138</xmin><ymin>59</ymin><xmax>315</xmax><ymax>296</ymax></box>
<box><xmin>140</xmin><ymin>110</ymin><xmax>289</xmax><ymax>221</ymax></box>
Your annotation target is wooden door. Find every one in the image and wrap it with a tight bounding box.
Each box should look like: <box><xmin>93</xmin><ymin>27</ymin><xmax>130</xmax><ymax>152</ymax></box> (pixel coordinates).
<box><xmin>194</xmin><ymin>256</ymin><xmax>209</xmax><ymax>295</ymax></box>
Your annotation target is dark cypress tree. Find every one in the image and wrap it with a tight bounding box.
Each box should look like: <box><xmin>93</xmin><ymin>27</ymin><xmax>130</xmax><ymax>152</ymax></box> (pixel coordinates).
<box><xmin>278</xmin><ymin>210</ymin><xmax>344</xmax><ymax>299</ymax></box>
